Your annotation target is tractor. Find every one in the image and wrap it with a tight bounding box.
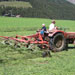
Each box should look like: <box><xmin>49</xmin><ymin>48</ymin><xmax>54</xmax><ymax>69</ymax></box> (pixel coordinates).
<box><xmin>0</xmin><ymin>27</ymin><xmax>75</xmax><ymax>57</ymax></box>
<box><xmin>48</xmin><ymin>28</ymin><xmax>75</xmax><ymax>52</ymax></box>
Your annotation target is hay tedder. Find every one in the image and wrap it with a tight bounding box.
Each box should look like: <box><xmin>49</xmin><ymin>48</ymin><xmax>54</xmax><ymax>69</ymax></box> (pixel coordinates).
<box><xmin>0</xmin><ymin>27</ymin><xmax>75</xmax><ymax>56</ymax></box>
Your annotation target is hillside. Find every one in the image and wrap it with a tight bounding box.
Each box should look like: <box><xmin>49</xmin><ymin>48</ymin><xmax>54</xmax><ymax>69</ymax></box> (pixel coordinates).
<box><xmin>30</xmin><ymin>0</ymin><xmax>75</xmax><ymax>19</ymax></box>
<box><xmin>0</xmin><ymin>1</ymin><xmax>32</xmax><ymax>8</ymax></box>
<box><xmin>0</xmin><ymin>0</ymin><xmax>75</xmax><ymax>20</ymax></box>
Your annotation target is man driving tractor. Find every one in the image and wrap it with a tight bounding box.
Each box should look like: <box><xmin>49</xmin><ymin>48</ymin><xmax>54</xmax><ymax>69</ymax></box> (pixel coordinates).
<box><xmin>49</xmin><ymin>20</ymin><xmax>56</xmax><ymax>30</ymax></box>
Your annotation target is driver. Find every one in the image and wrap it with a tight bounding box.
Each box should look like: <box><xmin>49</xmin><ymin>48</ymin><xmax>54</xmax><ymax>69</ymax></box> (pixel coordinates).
<box><xmin>49</xmin><ymin>20</ymin><xmax>56</xmax><ymax>31</ymax></box>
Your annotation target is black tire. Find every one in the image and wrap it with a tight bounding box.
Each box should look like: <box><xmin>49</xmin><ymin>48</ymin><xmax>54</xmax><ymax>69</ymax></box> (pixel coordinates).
<box><xmin>49</xmin><ymin>33</ymin><xmax>66</xmax><ymax>52</ymax></box>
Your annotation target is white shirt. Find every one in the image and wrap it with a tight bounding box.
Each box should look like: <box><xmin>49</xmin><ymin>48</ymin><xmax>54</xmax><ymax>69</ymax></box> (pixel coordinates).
<box><xmin>49</xmin><ymin>23</ymin><xmax>55</xmax><ymax>30</ymax></box>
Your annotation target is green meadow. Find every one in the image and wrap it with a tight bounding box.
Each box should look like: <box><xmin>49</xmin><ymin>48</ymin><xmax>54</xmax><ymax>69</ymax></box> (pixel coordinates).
<box><xmin>0</xmin><ymin>17</ymin><xmax>75</xmax><ymax>75</ymax></box>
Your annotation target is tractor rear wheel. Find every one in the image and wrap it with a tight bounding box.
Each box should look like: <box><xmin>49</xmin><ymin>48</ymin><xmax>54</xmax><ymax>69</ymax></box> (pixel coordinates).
<box><xmin>50</xmin><ymin>33</ymin><xmax>66</xmax><ymax>52</ymax></box>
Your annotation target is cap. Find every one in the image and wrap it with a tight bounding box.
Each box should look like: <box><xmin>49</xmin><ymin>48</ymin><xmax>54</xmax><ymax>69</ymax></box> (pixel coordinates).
<box><xmin>42</xmin><ymin>24</ymin><xmax>45</xmax><ymax>26</ymax></box>
<box><xmin>52</xmin><ymin>20</ymin><xmax>55</xmax><ymax>23</ymax></box>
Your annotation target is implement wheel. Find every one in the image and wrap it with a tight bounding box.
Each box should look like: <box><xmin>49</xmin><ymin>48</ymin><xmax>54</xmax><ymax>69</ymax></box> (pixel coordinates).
<box><xmin>50</xmin><ymin>33</ymin><xmax>66</xmax><ymax>52</ymax></box>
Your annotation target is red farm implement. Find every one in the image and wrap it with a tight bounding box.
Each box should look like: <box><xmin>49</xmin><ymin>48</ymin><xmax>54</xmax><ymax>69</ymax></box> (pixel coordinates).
<box><xmin>0</xmin><ymin>28</ymin><xmax>75</xmax><ymax>57</ymax></box>
<box><xmin>0</xmin><ymin>32</ymin><xmax>49</xmax><ymax>49</ymax></box>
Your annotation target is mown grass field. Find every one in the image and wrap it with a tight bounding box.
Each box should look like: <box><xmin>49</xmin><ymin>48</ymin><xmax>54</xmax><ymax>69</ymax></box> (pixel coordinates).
<box><xmin>0</xmin><ymin>16</ymin><xmax>75</xmax><ymax>75</ymax></box>
<box><xmin>0</xmin><ymin>1</ymin><xmax>32</xmax><ymax>8</ymax></box>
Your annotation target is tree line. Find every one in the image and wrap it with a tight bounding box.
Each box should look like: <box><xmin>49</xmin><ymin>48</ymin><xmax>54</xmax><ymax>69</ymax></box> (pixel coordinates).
<box><xmin>0</xmin><ymin>0</ymin><xmax>75</xmax><ymax>20</ymax></box>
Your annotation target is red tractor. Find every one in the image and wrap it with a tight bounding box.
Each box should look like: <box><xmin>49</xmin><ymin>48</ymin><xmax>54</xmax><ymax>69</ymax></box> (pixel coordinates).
<box><xmin>0</xmin><ymin>27</ymin><xmax>75</xmax><ymax>57</ymax></box>
<box><xmin>48</xmin><ymin>28</ymin><xmax>75</xmax><ymax>52</ymax></box>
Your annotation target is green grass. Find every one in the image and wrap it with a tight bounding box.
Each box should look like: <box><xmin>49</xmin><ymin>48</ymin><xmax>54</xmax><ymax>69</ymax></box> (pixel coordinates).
<box><xmin>0</xmin><ymin>1</ymin><xmax>32</xmax><ymax>8</ymax></box>
<box><xmin>0</xmin><ymin>16</ymin><xmax>75</xmax><ymax>75</ymax></box>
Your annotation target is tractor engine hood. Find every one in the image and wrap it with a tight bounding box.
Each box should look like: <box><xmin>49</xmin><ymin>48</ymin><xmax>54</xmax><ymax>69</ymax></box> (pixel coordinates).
<box><xmin>66</xmin><ymin>32</ymin><xmax>75</xmax><ymax>39</ymax></box>
<box><xmin>48</xmin><ymin>29</ymin><xmax>66</xmax><ymax>37</ymax></box>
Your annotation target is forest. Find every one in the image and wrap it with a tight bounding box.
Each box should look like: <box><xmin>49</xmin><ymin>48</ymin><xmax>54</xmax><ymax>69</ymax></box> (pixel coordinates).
<box><xmin>0</xmin><ymin>0</ymin><xmax>75</xmax><ymax>20</ymax></box>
